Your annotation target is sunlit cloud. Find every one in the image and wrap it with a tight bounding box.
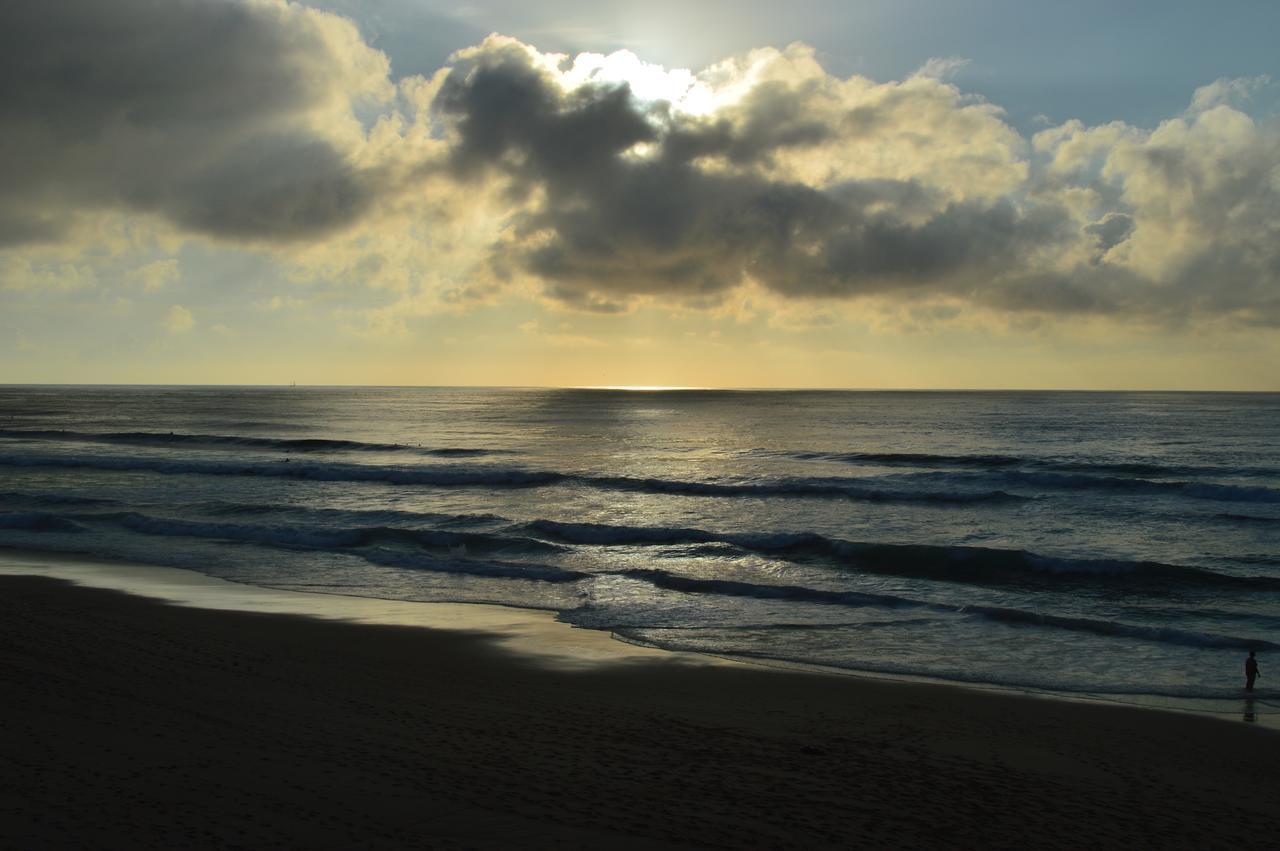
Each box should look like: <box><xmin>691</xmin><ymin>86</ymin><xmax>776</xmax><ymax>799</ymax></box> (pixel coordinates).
<box><xmin>164</xmin><ymin>305</ymin><xmax>195</xmax><ymax>334</ymax></box>
<box><xmin>128</xmin><ymin>260</ymin><xmax>181</xmax><ymax>292</ymax></box>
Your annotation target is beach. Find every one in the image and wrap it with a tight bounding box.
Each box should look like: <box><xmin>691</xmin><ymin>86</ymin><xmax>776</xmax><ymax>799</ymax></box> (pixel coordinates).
<box><xmin>3</xmin><ymin>567</ymin><xmax>1278</xmax><ymax>849</ymax></box>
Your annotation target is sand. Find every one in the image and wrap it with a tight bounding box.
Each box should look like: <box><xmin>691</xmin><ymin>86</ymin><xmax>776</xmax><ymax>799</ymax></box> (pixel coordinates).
<box><xmin>2</xmin><ymin>573</ymin><xmax>1278</xmax><ymax>849</ymax></box>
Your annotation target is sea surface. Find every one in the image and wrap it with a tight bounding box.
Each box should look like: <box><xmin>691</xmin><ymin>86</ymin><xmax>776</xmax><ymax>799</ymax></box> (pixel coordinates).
<box><xmin>2</xmin><ymin>386</ymin><xmax>1278</xmax><ymax>710</ymax></box>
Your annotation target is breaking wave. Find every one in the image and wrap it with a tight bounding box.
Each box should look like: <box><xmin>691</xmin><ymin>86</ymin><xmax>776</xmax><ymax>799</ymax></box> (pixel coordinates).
<box><xmin>357</xmin><ymin>550</ymin><xmax>588</xmax><ymax>583</ymax></box>
<box><xmin>526</xmin><ymin>519</ymin><xmax>1280</xmax><ymax>590</ymax></box>
<box><xmin>102</xmin><ymin>512</ymin><xmax>567</xmax><ymax>556</ymax></box>
<box><xmin>608</xmin><ymin>568</ymin><xmax>1279</xmax><ymax>651</ymax></box>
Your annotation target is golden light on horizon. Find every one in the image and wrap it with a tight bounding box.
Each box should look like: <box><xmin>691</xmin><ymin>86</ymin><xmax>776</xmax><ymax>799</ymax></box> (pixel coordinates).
<box><xmin>578</xmin><ymin>385</ymin><xmax>706</xmax><ymax>391</ymax></box>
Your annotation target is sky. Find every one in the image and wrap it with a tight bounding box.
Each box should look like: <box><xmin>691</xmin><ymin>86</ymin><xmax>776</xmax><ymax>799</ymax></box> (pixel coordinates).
<box><xmin>2</xmin><ymin>0</ymin><xmax>1280</xmax><ymax>389</ymax></box>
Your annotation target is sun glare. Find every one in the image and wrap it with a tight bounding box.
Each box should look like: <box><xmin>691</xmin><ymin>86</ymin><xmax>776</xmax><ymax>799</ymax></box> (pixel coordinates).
<box><xmin>579</xmin><ymin>385</ymin><xmax>703</xmax><ymax>391</ymax></box>
<box><xmin>558</xmin><ymin>49</ymin><xmax>730</xmax><ymax>117</ymax></box>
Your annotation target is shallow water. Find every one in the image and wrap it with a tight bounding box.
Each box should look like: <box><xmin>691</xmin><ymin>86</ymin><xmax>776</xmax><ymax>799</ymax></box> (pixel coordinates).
<box><xmin>1</xmin><ymin>385</ymin><xmax>1277</xmax><ymax>707</ymax></box>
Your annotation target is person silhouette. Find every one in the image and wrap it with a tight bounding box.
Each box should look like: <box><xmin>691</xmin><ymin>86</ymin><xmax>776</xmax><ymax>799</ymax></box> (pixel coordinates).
<box><xmin>1245</xmin><ymin>650</ymin><xmax>1259</xmax><ymax>692</ymax></box>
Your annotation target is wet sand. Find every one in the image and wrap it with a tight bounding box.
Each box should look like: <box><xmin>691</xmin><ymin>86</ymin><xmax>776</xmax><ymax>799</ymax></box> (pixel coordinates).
<box><xmin>2</xmin><ymin>573</ymin><xmax>1278</xmax><ymax>849</ymax></box>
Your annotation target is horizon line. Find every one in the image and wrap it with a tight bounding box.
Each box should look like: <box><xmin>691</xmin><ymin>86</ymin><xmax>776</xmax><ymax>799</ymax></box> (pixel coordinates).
<box><xmin>2</xmin><ymin>382</ymin><xmax>1278</xmax><ymax>394</ymax></box>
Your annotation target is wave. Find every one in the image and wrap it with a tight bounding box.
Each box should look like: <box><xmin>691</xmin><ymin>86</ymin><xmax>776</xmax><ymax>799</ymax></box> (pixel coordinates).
<box><xmin>609</xmin><ymin>568</ymin><xmax>1279</xmax><ymax>651</ymax></box>
<box><xmin>1218</xmin><ymin>512</ymin><xmax>1280</xmax><ymax>525</ymax></box>
<box><xmin>0</xmin><ymin>452</ymin><xmax>1020</xmax><ymax>504</ymax></box>
<box><xmin>526</xmin><ymin>519</ymin><xmax>1280</xmax><ymax>591</ymax></box>
<box><xmin>0</xmin><ymin>511</ymin><xmax>84</xmax><ymax>532</ymax></box>
<box><xmin>1037</xmin><ymin>472</ymin><xmax>1280</xmax><ymax>503</ymax></box>
<box><xmin>778</xmin><ymin>449</ymin><xmax>1276</xmax><ymax>479</ymax></box>
<box><xmin>614</xmin><ymin>569</ymin><xmax>908</xmax><ymax>608</ymax></box>
<box><xmin>0</xmin><ymin>507</ymin><xmax>582</xmax><ymax>584</ymax></box>
<box><xmin>0</xmin><ymin>428</ymin><xmax>498</xmax><ymax>458</ymax></box>
<box><xmin>1180</xmin><ymin>482</ymin><xmax>1280</xmax><ymax>503</ymax></box>
<box><xmin>6</xmin><ymin>508</ymin><xmax>1274</xmax><ymax>655</ymax></box>
<box><xmin>0</xmin><ymin>453</ymin><xmax>564</xmax><ymax>487</ymax></box>
<box><xmin>588</xmin><ymin>474</ymin><xmax>1021</xmax><ymax>503</ymax></box>
<box><xmin>112</xmin><ymin>512</ymin><xmax>369</xmax><ymax>549</ymax></box>
<box><xmin>1231</xmin><ymin>554</ymin><xmax>1280</xmax><ymax>566</ymax></box>
<box><xmin>197</xmin><ymin>500</ymin><xmax>511</xmax><ymax>530</ymax></box>
<box><xmin>6</xmin><ymin>506</ymin><xmax>1271</xmax><ymax>652</ymax></box>
<box><xmin>561</xmin><ymin>610</ymin><xmax>946</xmax><ymax>631</ymax></box>
<box><xmin>901</xmin><ymin>468</ymin><xmax>1280</xmax><ymax>504</ymax></box>
<box><xmin>6</xmin><ymin>491</ymin><xmax>1271</xmax><ymax>594</ymax></box>
<box><xmin>964</xmin><ymin>604</ymin><xmax>1280</xmax><ymax>651</ymax></box>
<box><xmin>0</xmin><ymin>490</ymin><xmax>116</xmax><ymax>507</ymax></box>
<box><xmin>825</xmin><ymin>542</ymin><xmax>1280</xmax><ymax>590</ymax></box>
<box><xmin>357</xmin><ymin>549</ymin><xmax>588</xmax><ymax>583</ymax></box>
<box><xmin>784</xmin><ymin>450</ymin><xmax>1024</xmax><ymax>468</ymax></box>
<box><xmin>102</xmin><ymin>512</ymin><xmax>566</xmax><ymax>556</ymax></box>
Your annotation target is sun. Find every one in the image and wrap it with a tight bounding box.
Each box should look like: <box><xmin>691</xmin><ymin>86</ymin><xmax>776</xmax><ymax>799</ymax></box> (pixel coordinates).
<box><xmin>556</xmin><ymin>49</ymin><xmax>740</xmax><ymax>117</ymax></box>
<box><xmin>578</xmin><ymin>385</ymin><xmax>703</xmax><ymax>391</ymax></box>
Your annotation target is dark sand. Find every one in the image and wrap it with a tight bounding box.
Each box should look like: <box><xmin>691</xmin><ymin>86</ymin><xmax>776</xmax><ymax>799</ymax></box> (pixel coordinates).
<box><xmin>2</xmin><ymin>575</ymin><xmax>1277</xmax><ymax>849</ymax></box>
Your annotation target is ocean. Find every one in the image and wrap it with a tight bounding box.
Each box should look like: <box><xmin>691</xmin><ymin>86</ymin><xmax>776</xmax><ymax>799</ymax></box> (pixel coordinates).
<box><xmin>2</xmin><ymin>386</ymin><xmax>1277</xmax><ymax>710</ymax></box>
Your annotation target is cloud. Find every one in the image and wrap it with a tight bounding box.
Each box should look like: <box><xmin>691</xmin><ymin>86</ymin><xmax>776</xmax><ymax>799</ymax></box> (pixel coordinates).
<box><xmin>4</xmin><ymin>4</ymin><xmax>1280</xmax><ymax>329</ymax></box>
<box><xmin>1083</xmin><ymin>212</ymin><xmax>1135</xmax><ymax>260</ymax></box>
<box><xmin>428</xmin><ymin>37</ymin><xmax>1280</xmax><ymax>325</ymax></box>
<box><xmin>0</xmin><ymin>256</ymin><xmax>97</xmax><ymax>291</ymax></box>
<box><xmin>1187</xmin><ymin>75</ymin><xmax>1271</xmax><ymax>114</ymax></box>
<box><xmin>1033</xmin><ymin>93</ymin><xmax>1280</xmax><ymax>324</ymax></box>
<box><xmin>911</xmin><ymin>56</ymin><xmax>971</xmax><ymax>81</ymax></box>
<box><xmin>430</xmin><ymin>38</ymin><xmax>1066</xmax><ymax>311</ymax></box>
<box><xmin>128</xmin><ymin>260</ymin><xmax>180</xmax><ymax>291</ymax></box>
<box><xmin>256</xmin><ymin>294</ymin><xmax>307</xmax><ymax>311</ymax></box>
<box><xmin>517</xmin><ymin>318</ymin><xmax>606</xmax><ymax>347</ymax></box>
<box><xmin>0</xmin><ymin>0</ymin><xmax>400</xmax><ymax>247</ymax></box>
<box><xmin>164</xmin><ymin>305</ymin><xmax>195</xmax><ymax>334</ymax></box>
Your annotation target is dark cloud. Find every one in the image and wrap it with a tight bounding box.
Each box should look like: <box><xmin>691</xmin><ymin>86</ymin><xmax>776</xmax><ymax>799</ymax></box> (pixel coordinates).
<box><xmin>656</xmin><ymin>80</ymin><xmax>835</xmax><ymax>167</ymax></box>
<box><xmin>147</xmin><ymin>137</ymin><xmax>380</xmax><ymax>242</ymax></box>
<box><xmin>432</xmin><ymin>42</ymin><xmax>1280</xmax><ymax>326</ymax></box>
<box><xmin>0</xmin><ymin>0</ymin><xmax>390</xmax><ymax>245</ymax></box>
<box><xmin>1084</xmin><ymin>212</ymin><xmax>1134</xmax><ymax>259</ymax></box>
<box><xmin>437</xmin><ymin>41</ymin><xmax>656</xmax><ymax>185</ymax></box>
<box><xmin>435</xmin><ymin>44</ymin><xmax>1074</xmax><ymax>308</ymax></box>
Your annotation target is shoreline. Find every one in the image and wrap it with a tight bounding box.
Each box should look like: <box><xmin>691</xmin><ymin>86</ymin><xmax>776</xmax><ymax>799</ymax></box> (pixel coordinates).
<box><xmin>0</xmin><ymin>548</ymin><xmax>694</xmax><ymax>670</ymax></box>
<box><xmin>2</xmin><ymin>548</ymin><xmax>1274</xmax><ymax>731</ymax></box>
<box><xmin>3</xmin><ymin>556</ymin><xmax>1280</xmax><ymax>846</ymax></box>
